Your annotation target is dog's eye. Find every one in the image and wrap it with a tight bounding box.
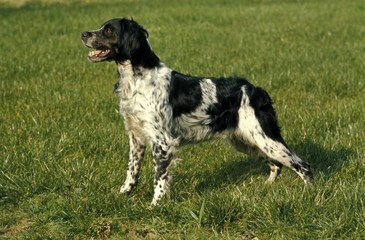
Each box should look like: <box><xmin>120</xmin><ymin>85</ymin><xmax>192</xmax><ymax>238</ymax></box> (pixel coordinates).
<box><xmin>104</xmin><ymin>27</ymin><xmax>113</xmax><ymax>35</ymax></box>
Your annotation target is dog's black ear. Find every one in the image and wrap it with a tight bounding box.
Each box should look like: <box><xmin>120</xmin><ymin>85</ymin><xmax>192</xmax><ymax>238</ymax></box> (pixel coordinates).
<box><xmin>129</xmin><ymin>18</ymin><xmax>149</xmax><ymax>38</ymax></box>
<box><xmin>142</xmin><ymin>28</ymin><xmax>149</xmax><ymax>38</ymax></box>
<box><xmin>117</xmin><ymin>19</ymin><xmax>149</xmax><ymax>61</ymax></box>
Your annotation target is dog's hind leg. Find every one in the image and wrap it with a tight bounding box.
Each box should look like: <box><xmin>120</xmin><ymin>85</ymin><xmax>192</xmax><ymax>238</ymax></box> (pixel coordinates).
<box><xmin>120</xmin><ymin>132</ymin><xmax>146</xmax><ymax>194</ymax></box>
<box><xmin>236</xmin><ymin>88</ymin><xmax>313</xmax><ymax>185</ymax></box>
<box><xmin>266</xmin><ymin>161</ymin><xmax>283</xmax><ymax>183</ymax></box>
<box><xmin>234</xmin><ymin>129</ymin><xmax>313</xmax><ymax>185</ymax></box>
<box><xmin>230</xmin><ymin>136</ymin><xmax>283</xmax><ymax>183</ymax></box>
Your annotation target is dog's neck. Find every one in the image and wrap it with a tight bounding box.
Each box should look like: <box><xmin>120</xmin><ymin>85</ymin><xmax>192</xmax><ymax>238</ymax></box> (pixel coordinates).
<box><xmin>114</xmin><ymin>41</ymin><xmax>167</xmax><ymax>93</ymax></box>
<box><xmin>117</xmin><ymin>60</ymin><xmax>134</xmax><ymax>80</ymax></box>
<box><xmin>115</xmin><ymin>42</ymin><xmax>162</xmax><ymax>81</ymax></box>
<box><xmin>115</xmin><ymin>40</ymin><xmax>160</xmax><ymax>69</ymax></box>
<box><xmin>116</xmin><ymin>58</ymin><xmax>161</xmax><ymax>80</ymax></box>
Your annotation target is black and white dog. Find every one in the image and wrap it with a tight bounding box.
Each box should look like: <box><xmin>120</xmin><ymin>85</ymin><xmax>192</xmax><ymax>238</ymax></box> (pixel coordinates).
<box><xmin>81</xmin><ymin>18</ymin><xmax>313</xmax><ymax>206</ymax></box>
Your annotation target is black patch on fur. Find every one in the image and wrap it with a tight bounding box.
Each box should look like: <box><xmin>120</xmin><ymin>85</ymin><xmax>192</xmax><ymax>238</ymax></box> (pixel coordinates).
<box><xmin>246</xmin><ymin>85</ymin><xmax>286</xmax><ymax>145</ymax></box>
<box><xmin>169</xmin><ymin>71</ymin><xmax>203</xmax><ymax>117</ymax></box>
<box><xmin>207</xmin><ymin>77</ymin><xmax>248</xmax><ymax>132</ymax></box>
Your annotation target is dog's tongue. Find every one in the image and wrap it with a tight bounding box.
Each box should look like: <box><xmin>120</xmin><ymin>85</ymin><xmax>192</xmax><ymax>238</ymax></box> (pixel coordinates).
<box><xmin>94</xmin><ymin>50</ymin><xmax>104</xmax><ymax>56</ymax></box>
<box><xmin>89</xmin><ymin>50</ymin><xmax>102</xmax><ymax>57</ymax></box>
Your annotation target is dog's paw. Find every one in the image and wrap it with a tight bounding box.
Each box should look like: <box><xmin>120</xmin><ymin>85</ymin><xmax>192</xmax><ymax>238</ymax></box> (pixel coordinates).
<box><xmin>119</xmin><ymin>183</ymin><xmax>133</xmax><ymax>194</ymax></box>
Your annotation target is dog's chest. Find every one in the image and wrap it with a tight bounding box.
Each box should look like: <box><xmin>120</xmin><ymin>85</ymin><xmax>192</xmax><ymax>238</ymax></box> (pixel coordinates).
<box><xmin>115</xmin><ymin>63</ymin><xmax>172</xmax><ymax>128</ymax></box>
<box><xmin>117</xmin><ymin>77</ymin><xmax>155</xmax><ymax>110</ymax></box>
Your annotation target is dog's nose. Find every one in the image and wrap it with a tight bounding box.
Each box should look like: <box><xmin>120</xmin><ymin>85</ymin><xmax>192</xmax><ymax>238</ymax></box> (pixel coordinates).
<box><xmin>81</xmin><ymin>31</ymin><xmax>91</xmax><ymax>40</ymax></box>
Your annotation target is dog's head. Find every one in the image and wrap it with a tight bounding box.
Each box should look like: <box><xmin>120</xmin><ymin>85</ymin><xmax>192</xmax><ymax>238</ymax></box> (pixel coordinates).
<box><xmin>81</xmin><ymin>18</ymin><xmax>149</xmax><ymax>63</ymax></box>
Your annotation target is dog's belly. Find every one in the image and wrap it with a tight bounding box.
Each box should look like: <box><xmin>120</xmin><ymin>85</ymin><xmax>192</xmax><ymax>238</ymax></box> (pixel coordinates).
<box><xmin>174</xmin><ymin>113</ymin><xmax>230</xmax><ymax>143</ymax></box>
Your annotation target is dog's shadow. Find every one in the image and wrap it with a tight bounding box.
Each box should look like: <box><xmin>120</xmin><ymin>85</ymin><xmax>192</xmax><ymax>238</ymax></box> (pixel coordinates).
<box><xmin>194</xmin><ymin>140</ymin><xmax>354</xmax><ymax>192</ymax></box>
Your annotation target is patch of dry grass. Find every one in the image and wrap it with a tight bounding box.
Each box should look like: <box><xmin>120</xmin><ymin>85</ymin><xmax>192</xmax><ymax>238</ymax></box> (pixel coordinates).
<box><xmin>0</xmin><ymin>0</ymin><xmax>103</xmax><ymax>7</ymax></box>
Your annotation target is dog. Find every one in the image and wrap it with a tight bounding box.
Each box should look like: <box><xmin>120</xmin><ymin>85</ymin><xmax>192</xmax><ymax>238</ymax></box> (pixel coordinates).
<box><xmin>81</xmin><ymin>18</ymin><xmax>313</xmax><ymax>206</ymax></box>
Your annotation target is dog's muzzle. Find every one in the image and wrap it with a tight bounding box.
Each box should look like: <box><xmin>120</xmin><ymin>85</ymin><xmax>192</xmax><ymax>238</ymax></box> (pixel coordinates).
<box><xmin>81</xmin><ymin>31</ymin><xmax>112</xmax><ymax>62</ymax></box>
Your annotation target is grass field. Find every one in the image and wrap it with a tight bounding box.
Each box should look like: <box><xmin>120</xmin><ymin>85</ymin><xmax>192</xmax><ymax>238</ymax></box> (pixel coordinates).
<box><xmin>1</xmin><ymin>0</ymin><xmax>364</xmax><ymax>239</ymax></box>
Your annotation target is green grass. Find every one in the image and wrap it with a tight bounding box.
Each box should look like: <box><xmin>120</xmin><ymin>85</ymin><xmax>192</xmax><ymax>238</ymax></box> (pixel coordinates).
<box><xmin>1</xmin><ymin>0</ymin><xmax>364</xmax><ymax>239</ymax></box>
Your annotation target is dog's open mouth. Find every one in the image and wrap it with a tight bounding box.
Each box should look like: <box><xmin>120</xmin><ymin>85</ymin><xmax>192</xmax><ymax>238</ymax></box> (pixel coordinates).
<box><xmin>88</xmin><ymin>49</ymin><xmax>111</xmax><ymax>62</ymax></box>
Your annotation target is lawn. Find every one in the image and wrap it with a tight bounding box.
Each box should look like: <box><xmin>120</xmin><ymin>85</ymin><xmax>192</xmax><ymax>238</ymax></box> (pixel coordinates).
<box><xmin>0</xmin><ymin>0</ymin><xmax>364</xmax><ymax>239</ymax></box>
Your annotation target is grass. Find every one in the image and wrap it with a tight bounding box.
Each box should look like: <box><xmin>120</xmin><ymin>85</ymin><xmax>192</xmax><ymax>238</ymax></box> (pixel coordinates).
<box><xmin>0</xmin><ymin>0</ymin><xmax>364</xmax><ymax>239</ymax></box>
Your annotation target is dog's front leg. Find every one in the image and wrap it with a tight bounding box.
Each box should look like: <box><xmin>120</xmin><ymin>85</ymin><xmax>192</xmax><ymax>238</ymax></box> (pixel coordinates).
<box><xmin>120</xmin><ymin>132</ymin><xmax>146</xmax><ymax>194</ymax></box>
<box><xmin>150</xmin><ymin>141</ymin><xmax>176</xmax><ymax>207</ymax></box>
